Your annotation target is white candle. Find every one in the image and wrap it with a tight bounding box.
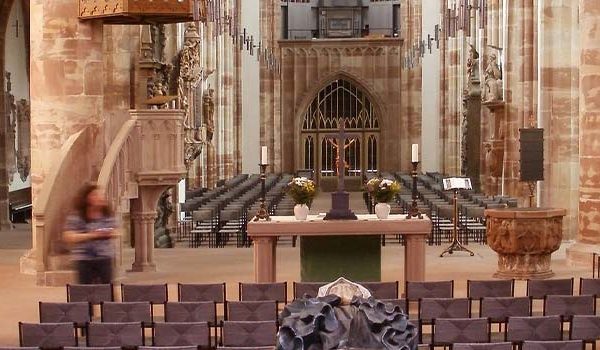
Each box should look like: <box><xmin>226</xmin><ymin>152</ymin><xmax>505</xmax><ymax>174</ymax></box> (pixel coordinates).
<box><xmin>261</xmin><ymin>146</ymin><xmax>268</xmax><ymax>165</ymax></box>
<box><xmin>411</xmin><ymin>144</ymin><xmax>419</xmax><ymax>163</ymax></box>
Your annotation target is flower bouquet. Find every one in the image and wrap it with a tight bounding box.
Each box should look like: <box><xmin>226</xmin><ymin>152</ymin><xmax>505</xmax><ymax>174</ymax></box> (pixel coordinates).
<box><xmin>286</xmin><ymin>177</ymin><xmax>317</xmax><ymax>220</ymax></box>
<box><xmin>366</xmin><ymin>177</ymin><xmax>401</xmax><ymax>219</ymax></box>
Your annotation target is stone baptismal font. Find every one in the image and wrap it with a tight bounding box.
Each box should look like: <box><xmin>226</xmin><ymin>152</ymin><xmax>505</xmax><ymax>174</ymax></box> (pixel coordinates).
<box><xmin>277</xmin><ymin>278</ymin><xmax>418</xmax><ymax>350</ymax></box>
<box><xmin>485</xmin><ymin>207</ymin><xmax>567</xmax><ymax>279</ymax></box>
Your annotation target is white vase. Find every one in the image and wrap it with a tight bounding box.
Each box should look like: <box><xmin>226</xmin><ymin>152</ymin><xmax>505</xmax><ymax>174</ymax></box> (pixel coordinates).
<box><xmin>375</xmin><ymin>203</ymin><xmax>391</xmax><ymax>219</ymax></box>
<box><xmin>294</xmin><ymin>204</ymin><xmax>310</xmax><ymax>221</ymax></box>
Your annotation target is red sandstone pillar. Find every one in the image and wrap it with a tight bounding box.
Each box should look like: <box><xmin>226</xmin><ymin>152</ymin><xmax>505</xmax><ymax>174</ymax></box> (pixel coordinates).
<box><xmin>567</xmin><ymin>0</ymin><xmax>600</xmax><ymax>264</ymax></box>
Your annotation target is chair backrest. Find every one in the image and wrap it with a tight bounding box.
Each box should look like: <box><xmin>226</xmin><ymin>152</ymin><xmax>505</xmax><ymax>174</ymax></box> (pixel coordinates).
<box><xmin>192</xmin><ymin>209</ymin><xmax>213</xmax><ymax>222</ymax></box>
<box><xmin>66</xmin><ymin>284</ymin><xmax>113</xmax><ymax>304</ymax></box>
<box><xmin>19</xmin><ymin>322</ymin><xmax>77</xmax><ymax>348</ymax></box>
<box><xmin>101</xmin><ymin>302</ymin><xmax>152</xmax><ymax>324</ymax></box>
<box><xmin>569</xmin><ymin>315</ymin><xmax>600</xmax><ymax>342</ymax></box>
<box><xmin>418</xmin><ymin>298</ymin><xmax>470</xmax><ymax>323</ymax></box>
<box><xmin>506</xmin><ymin>316</ymin><xmax>562</xmax><ymax>342</ymax></box>
<box><xmin>152</xmin><ymin>322</ymin><xmax>210</xmax><ymax>347</ymax></box>
<box><xmin>239</xmin><ymin>282</ymin><xmax>287</xmax><ymax>304</ymax></box>
<box><xmin>178</xmin><ymin>283</ymin><xmax>226</xmax><ymax>303</ymax></box>
<box><xmin>480</xmin><ymin>296</ymin><xmax>531</xmax><ymax>323</ymax></box>
<box><xmin>227</xmin><ymin>301</ymin><xmax>278</xmax><ymax>322</ymax></box>
<box><xmin>432</xmin><ymin>317</ymin><xmax>490</xmax><ymax>346</ymax></box>
<box><xmin>579</xmin><ymin>277</ymin><xmax>600</xmax><ymax>297</ymax></box>
<box><xmin>165</xmin><ymin>301</ymin><xmax>216</xmax><ymax>325</ymax></box>
<box><xmin>121</xmin><ymin>284</ymin><xmax>168</xmax><ymax>304</ymax></box>
<box><xmin>86</xmin><ymin>322</ymin><xmax>144</xmax><ymax>347</ymax></box>
<box><xmin>216</xmin><ymin>347</ymin><xmax>273</xmax><ymax>350</ymax></box>
<box><xmin>39</xmin><ymin>302</ymin><xmax>91</xmax><ymax>327</ymax></box>
<box><xmin>141</xmin><ymin>347</ymin><xmax>198</xmax><ymax>350</ymax></box>
<box><xmin>527</xmin><ymin>278</ymin><xmax>574</xmax><ymax>299</ymax></box>
<box><xmin>64</xmin><ymin>347</ymin><xmax>121</xmax><ymax>350</ymax></box>
<box><xmin>381</xmin><ymin>298</ymin><xmax>407</xmax><ymax>313</ymax></box>
<box><xmin>522</xmin><ymin>340</ymin><xmax>584</xmax><ymax>350</ymax></box>
<box><xmin>406</xmin><ymin>280</ymin><xmax>453</xmax><ymax>300</ymax></box>
<box><xmin>453</xmin><ymin>343</ymin><xmax>512</xmax><ymax>350</ymax></box>
<box><xmin>543</xmin><ymin>295</ymin><xmax>595</xmax><ymax>320</ymax></box>
<box><xmin>221</xmin><ymin>321</ymin><xmax>277</xmax><ymax>347</ymax></box>
<box><xmin>360</xmin><ymin>281</ymin><xmax>399</xmax><ymax>300</ymax></box>
<box><xmin>292</xmin><ymin>282</ymin><xmax>324</xmax><ymax>300</ymax></box>
<box><xmin>467</xmin><ymin>279</ymin><xmax>514</xmax><ymax>299</ymax></box>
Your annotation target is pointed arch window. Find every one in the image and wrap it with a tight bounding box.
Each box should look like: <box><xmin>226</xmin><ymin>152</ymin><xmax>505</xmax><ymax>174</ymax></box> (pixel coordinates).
<box><xmin>301</xmin><ymin>78</ymin><xmax>380</xmax><ymax>178</ymax></box>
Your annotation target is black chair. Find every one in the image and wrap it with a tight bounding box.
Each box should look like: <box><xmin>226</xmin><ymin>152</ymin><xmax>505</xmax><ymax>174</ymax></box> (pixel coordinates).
<box><xmin>39</xmin><ymin>302</ymin><xmax>91</xmax><ymax>328</ymax></box>
<box><xmin>522</xmin><ymin>340</ymin><xmax>584</xmax><ymax>350</ymax></box>
<box><xmin>19</xmin><ymin>322</ymin><xmax>77</xmax><ymax>349</ymax></box>
<box><xmin>221</xmin><ymin>321</ymin><xmax>277</xmax><ymax>347</ymax></box>
<box><xmin>152</xmin><ymin>322</ymin><xmax>210</xmax><ymax>347</ymax></box>
<box><xmin>86</xmin><ymin>322</ymin><xmax>144</xmax><ymax>347</ymax></box>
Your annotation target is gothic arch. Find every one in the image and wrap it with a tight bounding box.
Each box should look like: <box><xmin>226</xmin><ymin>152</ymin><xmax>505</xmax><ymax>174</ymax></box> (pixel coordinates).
<box><xmin>0</xmin><ymin>0</ymin><xmax>18</xmax><ymax>229</ymax></box>
<box><xmin>294</xmin><ymin>70</ymin><xmax>388</xmax><ymax>133</ymax></box>
<box><xmin>294</xmin><ymin>71</ymin><xmax>387</xmax><ymax>177</ymax></box>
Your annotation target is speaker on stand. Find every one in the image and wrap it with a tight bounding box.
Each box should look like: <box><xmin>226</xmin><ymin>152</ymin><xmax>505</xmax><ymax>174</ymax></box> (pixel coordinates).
<box><xmin>519</xmin><ymin>128</ymin><xmax>544</xmax><ymax>207</ymax></box>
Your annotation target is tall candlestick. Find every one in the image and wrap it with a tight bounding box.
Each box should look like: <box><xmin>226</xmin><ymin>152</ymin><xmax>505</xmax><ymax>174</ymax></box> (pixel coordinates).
<box><xmin>411</xmin><ymin>144</ymin><xmax>419</xmax><ymax>163</ymax></box>
<box><xmin>261</xmin><ymin>146</ymin><xmax>268</xmax><ymax>165</ymax></box>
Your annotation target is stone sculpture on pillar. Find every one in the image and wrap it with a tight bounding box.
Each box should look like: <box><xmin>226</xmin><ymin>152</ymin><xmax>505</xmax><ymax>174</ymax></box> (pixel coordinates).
<box><xmin>482</xmin><ymin>53</ymin><xmax>503</xmax><ymax>104</ymax></box>
<box><xmin>202</xmin><ymin>87</ymin><xmax>215</xmax><ymax>142</ymax></box>
<box><xmin>16</xmin><ymin>99</ymin><xmax>31</xmax><ymax>182</ymax></box>
<box><xmin>466</xmin><ymin>44</ymin><xmax>480</xmax><ymax>82</ymax></box>
<box><xmin>154</xmin><ymin>189</ymin><xmax>174</xmax><ymax>248</ymax></box>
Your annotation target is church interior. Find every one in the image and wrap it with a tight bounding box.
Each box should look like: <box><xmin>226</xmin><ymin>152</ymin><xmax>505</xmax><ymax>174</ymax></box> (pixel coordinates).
<box><xmin>0</xmin><ymin>0</ymin><xmax>598</xmax><ymax>348</ymax></box>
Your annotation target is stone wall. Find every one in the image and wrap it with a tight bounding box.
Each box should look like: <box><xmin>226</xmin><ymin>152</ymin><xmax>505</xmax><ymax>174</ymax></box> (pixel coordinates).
<box><xmin>278</xmin><ymin>38</ymin><xmax>403</xmax><ymax>174</ymax></box>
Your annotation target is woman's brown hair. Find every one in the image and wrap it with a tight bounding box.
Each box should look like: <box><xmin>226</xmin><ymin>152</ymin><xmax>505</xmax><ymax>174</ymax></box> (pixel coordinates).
<box><xmin>74</xmin><ymin>183</ymin><xmax>113</xmax><ymax>222</ymax></box>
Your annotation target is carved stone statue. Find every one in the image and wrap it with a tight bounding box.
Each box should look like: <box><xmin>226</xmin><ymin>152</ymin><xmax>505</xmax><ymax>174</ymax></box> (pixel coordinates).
<box><xmin>202</xmin><ymin>88</ymin><xmax>215</xmax><ymax>142</ymax></box>
<box><xmin>482</xmin><ymin>53</ymin><xmax>503</xmax><ymax>103</ymax></box>
<box><xmin>180</xmin><ymin>23</ymin><xmax>202</xmax><ymax>85</ymax></box>
<box><xmin>466</xmin><ymin>44</ymin><xmax>480</xmax><ymax>81</ymax></box>
<box><xmin>16</xmin><ymin>99</ymin><xmax>30</xmax><ymax>182</ymax></box>
<box><xmin>154</xmin><ymin>189</ymin><xmax>174</xmax><ymax>248</ymax></box>
<box><xmin>4</xmin><ymin>72</ymin><xmax>16</xmax><ymax>185</ymax></box>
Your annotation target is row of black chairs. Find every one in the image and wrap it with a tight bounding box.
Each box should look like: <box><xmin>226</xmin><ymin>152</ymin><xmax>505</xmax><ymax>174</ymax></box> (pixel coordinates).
<box><xmin>65</xmin><ymin>278</ymin><xmax>600</xmax><ymax>309</ymax></box>
<box><xmin>39</xmin><ymin>300</ymin><xmax>280</xmax><ymax>327</ymax></box>
<box><xmin>185</xmin><ymin>175</ymin><xmax>292</xmax><ymax>248</ymax></box>
<box><xmin>18</xmin><ymin>320</ymin><xmax>275</xmax><ymax>349</ymax></box>
<box><xmin>16</xmin><ymin>313</ymin><xmax>600</xmax><ymax>349</ymax></box>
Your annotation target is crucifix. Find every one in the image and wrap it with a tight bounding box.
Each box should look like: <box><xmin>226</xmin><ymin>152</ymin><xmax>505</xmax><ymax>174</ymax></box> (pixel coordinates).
<box><xmin>323</xmin><ymin>118</ymin><xmax>359</xmax><ymax>220</ymax></box>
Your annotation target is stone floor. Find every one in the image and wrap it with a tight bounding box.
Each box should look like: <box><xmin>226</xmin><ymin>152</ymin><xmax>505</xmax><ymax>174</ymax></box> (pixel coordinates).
<box><xmin>0</xmin><ymin>193</ymin><xmax>594</xmax><ymax>345</ymax></box>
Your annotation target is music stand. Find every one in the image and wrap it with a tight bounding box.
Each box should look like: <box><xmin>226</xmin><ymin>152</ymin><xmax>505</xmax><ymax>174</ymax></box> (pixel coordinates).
<box><xmin>440</xmin><ymin>177</ymin><xmax>475</xmax><ymax>257</ymax></box>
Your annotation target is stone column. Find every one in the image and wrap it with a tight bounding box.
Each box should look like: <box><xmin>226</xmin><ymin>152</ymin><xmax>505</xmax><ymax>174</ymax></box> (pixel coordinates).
<box><xmin>502</xmin><ymin>0</ymin><xmax>536</xmax><ymax>201</ymax></box>
<box><xmin>566</xmin><ymin>0</ymin><xmax>600</xmax><ymax>264</ymax></box>
<box><xmin>130</xmin><ymin>185</ymin><xmax>168</xmax><ymax>272</ymax></box>
<box><xmin>260</xmin><ymin>0</ymin><xmax>281</xmax><ymax>172</ymax></box>
<box><xmin>537</xmin><ymin>1</ymin><xmax>579</xmax><ymax>240</ymax></box>
<box><xmin>30</xmin><ymin>0</ymin><xmax>104</xmax><ymax>200</ymax></box>
<box><xmin>27</xmin><ymin>0</ymin><xmax>104</xmax><ymax>278</ymax></box>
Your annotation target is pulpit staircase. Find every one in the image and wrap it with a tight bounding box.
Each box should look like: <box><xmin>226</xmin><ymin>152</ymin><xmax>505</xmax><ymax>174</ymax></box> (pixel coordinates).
<box><xmin>22</xmin><ymin>109</ymin><xmax>186</xmax><ymax>285</ymax></box>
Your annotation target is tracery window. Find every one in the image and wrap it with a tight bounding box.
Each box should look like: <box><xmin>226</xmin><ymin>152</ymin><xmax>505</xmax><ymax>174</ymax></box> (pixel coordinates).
<box><xmin>301</xmin><ymin>79</ymin><xmax>380</xmax><ymax>179</ymax></box>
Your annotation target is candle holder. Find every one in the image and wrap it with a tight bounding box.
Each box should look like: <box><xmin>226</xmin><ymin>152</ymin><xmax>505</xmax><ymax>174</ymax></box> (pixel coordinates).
<box><xmin>254</xmin><ymin>163</ymin><xmax>271</xmax><ymax>221</ymax></box>
<box><xmin>406</xmin><ymin>161</ymin><xmax>423</xmax><ymax>219</ymax></box>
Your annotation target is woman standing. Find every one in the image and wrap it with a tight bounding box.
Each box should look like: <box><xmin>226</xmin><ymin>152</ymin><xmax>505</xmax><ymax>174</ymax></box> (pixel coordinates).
<box><xmin>63</xmin><ymin>183</ymin><xmax>118</xmax><ymax>284</ymax></box>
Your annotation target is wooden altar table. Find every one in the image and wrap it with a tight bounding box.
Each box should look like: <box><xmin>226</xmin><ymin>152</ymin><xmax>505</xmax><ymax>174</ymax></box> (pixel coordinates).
<box><xmin>247</xmin><ymin>214</ymin><xmax>432</xmax><ymax>283</ymax></box>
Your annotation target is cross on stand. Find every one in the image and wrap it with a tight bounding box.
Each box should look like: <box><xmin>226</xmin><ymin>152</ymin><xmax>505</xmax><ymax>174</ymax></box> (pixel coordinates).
<box><xmin>323</xmin><ymin>118</ymin><xmax>359</xmax><ymax>220</ymax></box>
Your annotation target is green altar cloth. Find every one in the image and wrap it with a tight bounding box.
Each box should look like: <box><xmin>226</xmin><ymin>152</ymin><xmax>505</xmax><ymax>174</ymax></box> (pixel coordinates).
<box><xmin>300</xmin><ymin>235</ymin><xmax>381</xmax><ymax>282</ymax></box>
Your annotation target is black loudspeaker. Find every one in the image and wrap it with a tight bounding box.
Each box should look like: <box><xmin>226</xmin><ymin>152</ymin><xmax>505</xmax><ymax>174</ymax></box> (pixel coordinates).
<box><xmin>519</xmin><ymin>128</ymin><xmax>544</xmax><ymax>181</ymax></box>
